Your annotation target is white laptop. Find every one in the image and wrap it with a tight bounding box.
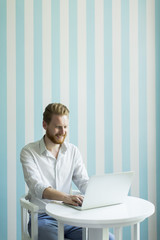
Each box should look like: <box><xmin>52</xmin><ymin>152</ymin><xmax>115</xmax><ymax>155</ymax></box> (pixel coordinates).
<box><xmin>65</xmin><ymin>171</ymin><xmax>134</xmax><ymax>210</ymax></box>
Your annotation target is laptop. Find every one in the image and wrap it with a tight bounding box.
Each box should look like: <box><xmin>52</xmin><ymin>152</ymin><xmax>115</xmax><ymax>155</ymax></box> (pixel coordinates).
<box><xmin>64</xmin><ymin>171</ymin><xmax>134</xmax><ymax>210</ymax></box>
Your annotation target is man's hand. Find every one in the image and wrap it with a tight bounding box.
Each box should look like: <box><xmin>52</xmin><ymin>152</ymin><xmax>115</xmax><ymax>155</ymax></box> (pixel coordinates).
<box><xmin>43</xmin><ymin>187</ymin><xmax>83</xmax><ymax>206</ymax></box>
<box><xmin>63</xmin><ymin>194</ymin><xmax>84</xmax><ymax>206</ymax></box>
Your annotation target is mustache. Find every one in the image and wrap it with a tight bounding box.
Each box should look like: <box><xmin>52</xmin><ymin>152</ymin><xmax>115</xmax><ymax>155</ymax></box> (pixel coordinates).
<box><xmin>56</xmin><ymin>134</ymin><xmax>65</xmax><ymax>136</ymax></box>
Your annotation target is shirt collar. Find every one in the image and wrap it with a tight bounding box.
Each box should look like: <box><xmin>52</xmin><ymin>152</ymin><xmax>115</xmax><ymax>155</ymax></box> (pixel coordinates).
<box><xmin>39</xmin><ymin>136</ymin><xmax>67</xmax><ymax>155</ymax></box>
<box><xmin>39</xmin><ymin>137</ymin><xmax>47</xmax><ymax>154</ymax></box>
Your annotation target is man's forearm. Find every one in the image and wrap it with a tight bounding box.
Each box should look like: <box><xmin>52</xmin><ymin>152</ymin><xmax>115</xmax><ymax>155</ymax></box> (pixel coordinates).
<box><xmin>42</xmin><ymin>187</ymin><xmax>67</xmax><ymax>201</ymax></box>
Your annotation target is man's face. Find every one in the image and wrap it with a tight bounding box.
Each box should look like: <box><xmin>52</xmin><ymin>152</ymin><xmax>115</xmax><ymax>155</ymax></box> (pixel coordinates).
<box><xmin>43</xmin><ymin>114</ymin><xmax>69</xmax><ymax>144</ymax></box>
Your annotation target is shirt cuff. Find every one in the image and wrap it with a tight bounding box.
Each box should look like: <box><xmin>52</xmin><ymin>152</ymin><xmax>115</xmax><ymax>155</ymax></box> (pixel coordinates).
<box><xmin>34</xmin><ymin>183</ymin><xmax>51</xmax><ymax>199</ymax></box>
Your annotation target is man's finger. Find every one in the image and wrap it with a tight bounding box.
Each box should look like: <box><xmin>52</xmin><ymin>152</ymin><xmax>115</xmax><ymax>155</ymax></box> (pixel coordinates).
<box><xmin>72</xmin><ymin>196</ymin><xmax>83</xmax><ymax>206</ymax></box>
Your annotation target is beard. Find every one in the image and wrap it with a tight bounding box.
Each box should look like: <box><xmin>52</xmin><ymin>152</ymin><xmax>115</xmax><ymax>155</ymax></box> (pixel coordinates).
<box><xmin>46</xmin><ymin>129</ymin><xmax>66</xmax><ymax>144</ymax></box>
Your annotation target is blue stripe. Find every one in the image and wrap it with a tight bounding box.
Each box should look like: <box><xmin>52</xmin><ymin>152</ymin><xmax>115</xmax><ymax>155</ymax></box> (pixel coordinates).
<box><xmin>155</xmin><ymin>0</ymin><xmax>160</xmax><ymax>239</ymax></box>
<box><xmin>69</xmin><ymin>0</ymin><xmax>78</xmax><ymax>146</ymax></box>
<box><xmin>52</xmin><ymin>0</ymin><xmax>60</xmax><ymax>102</ymax></box>
<box><xmin>121</xmin><ymin>0</ymin><xmax>130</xmax><ymax>172</ymax></box>
<box><xmin>104</xmin><ymin>0</ymin><xmax>113</xmax><ymax>174</ymax></box>
<box><xmin>16</xmin><ymin>1</ymin><xmax>25</xmax><ymax>239</ymax></box>
<box><xmin>121</xmin><ymin>0</ymin><xmax>131</xmax><ymax>239</ymax></box>
<box><xmin>0</xmin><ymin>1</ymin><xmax>7</xmax><ymax>239</ymax></box>
<box><xmin>138</xmin><ymin>0</ymin><xmax>148</xmax><ymax>239</ymax></box>
<box><xmin>34</xmin><ymin>0</ymin><xmax>43</xmax><ymax>140</ymax></box>
<box><xmin>86</xmin><ymin>0</ymin><xmax>96</xmax><ymax>176</ymax></box>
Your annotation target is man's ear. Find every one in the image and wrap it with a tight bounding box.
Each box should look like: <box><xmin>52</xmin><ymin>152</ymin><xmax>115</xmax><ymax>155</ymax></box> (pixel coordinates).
<box><xmin>43</xmin><ymin>120</ymin><xmax>47</xmax><ymax>130</ymax></box>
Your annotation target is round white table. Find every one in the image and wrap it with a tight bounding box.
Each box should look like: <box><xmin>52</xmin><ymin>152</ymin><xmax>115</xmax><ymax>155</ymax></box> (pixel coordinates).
<box><xmin>45</xmin><ymin>196</ymin><xmax>155</xmax><ymax>240</ymax></box>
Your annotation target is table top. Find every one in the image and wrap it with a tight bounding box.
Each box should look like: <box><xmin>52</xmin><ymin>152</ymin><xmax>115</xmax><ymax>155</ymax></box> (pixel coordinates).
<box><xmin>45</xmin><ymin>196</ymin><xmax>155</xmax><ymax>228</ymax></box>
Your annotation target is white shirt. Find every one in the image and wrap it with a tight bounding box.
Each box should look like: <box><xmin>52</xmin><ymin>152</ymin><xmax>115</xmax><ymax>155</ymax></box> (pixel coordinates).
<box><xmin>20</xmin><ymin>137</ymin><xmax>89</xmax><ymax>212</ymax></box>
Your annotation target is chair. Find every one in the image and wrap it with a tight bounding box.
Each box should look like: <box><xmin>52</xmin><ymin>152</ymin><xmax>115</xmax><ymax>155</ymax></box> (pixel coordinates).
<box><xmin>20</xmin><ymin>194</ymin><xmax>38</xmax><ymax>240</ymax></box>
<box><xmin>20</xmin><ymin>190</ymin><xmax>82</xmax><ymax>240</ymax></box>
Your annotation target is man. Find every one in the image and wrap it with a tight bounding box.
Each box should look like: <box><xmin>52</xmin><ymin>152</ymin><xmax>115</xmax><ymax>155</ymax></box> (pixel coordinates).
<box><xmin>21</xmin><ymin>103</ymin><xmax>114</xmax><ymax>240</ymax></box>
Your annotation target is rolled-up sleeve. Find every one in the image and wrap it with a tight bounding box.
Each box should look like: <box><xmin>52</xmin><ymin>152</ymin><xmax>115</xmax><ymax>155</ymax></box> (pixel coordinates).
<box><xmin>20</xmin><ymin>148</ymin><xmax>50</xmax><ymax>199</ymax></box>
<box><xmin>72</xmin><ymin>148</ymin><xmax>89</xmax><ymax>194</ymax></box>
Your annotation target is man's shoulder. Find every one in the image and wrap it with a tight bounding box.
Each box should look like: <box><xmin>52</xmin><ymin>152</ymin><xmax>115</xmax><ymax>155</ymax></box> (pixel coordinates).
<box><xmin>21</xmin><ymin>139</ymin><xmax>40</xmax><ymax>153</ymax></box>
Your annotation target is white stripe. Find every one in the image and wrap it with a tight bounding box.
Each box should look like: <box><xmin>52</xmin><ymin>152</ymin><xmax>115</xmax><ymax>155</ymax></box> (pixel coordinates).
<box><xmin>112</xmin><ymin>0</ymin><xmax>122</xmax><ymax>172</ymax></box>
<box><xmin>7</xmin><ymin>0</ymin><xmax>16</xmax><ymax>239</ymax></box>
<box><xmin>60</xmin><ymin>0</ymin><xmax>69</xmax><ymax>109</ymax></box>
<box><xmin>146</xmin><ymin>0</ymin><xmax>157</xmax><ymax>239</ymax></box>
<box><xmin>24</xmin><ymin>0</ymin><xmax>34</xmax><ymax>195</ymax></box>
<box><xmin>95</xmin><ymin>0</ymin><xmax>104</xmax><ymax>174</ymax></box>
<box><xmin>24</xmin><ymin>0</ymin><xmax>34</xmax><ymax>145</ymax></box>
<box><xmin>129</xmin><ymin>0</ymin><xmax>139</xmax><ymax>198</ymax></box>
<box><xmin>42</xmin><ymin>0</ymin><xmax>52</xmax><ymax>110</ymax></box>
<box><xmin>60</xmin><ymin>0</ymin><xmax>69</xmax><ymax>141</ymax></box>
<box><xmin>77</xmin><ymin>0</ymin><xmax>87</xmax><ymax>167</ymax></box>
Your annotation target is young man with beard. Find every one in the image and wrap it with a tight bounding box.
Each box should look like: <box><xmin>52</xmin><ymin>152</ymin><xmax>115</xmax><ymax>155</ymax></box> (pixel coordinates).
<box><xmin>20</xmin><ymin>103</ymin><xmax>114</xmax><ymax>240</ymax></box>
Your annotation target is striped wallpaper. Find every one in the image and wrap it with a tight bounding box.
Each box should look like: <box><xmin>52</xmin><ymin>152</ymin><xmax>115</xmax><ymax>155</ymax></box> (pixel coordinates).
<box><xmin>0</xmin><ymin>0</ymin><xmax>159</xmax><ymax>240</ymax></box>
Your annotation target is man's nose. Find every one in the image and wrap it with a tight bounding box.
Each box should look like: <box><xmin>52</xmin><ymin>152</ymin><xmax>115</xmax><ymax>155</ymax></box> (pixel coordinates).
<box><xmin>60</xmin><ymin>127</ymin><xmax>65</xmax><ymax>135</ymax></box>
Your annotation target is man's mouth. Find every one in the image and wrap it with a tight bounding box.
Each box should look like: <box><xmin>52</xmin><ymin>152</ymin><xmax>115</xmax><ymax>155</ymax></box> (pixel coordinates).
<box><xmin>56</xmin><ymin>135</ymin><xmax>64</xmax><ymax>138</ymax></box>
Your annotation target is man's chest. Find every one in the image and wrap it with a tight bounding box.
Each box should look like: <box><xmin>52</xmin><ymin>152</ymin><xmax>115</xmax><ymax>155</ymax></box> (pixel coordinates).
<box><xmin>35</xmin><ymin>153</ymin><xmax>75</xmax><ymax>179</ymax></box>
